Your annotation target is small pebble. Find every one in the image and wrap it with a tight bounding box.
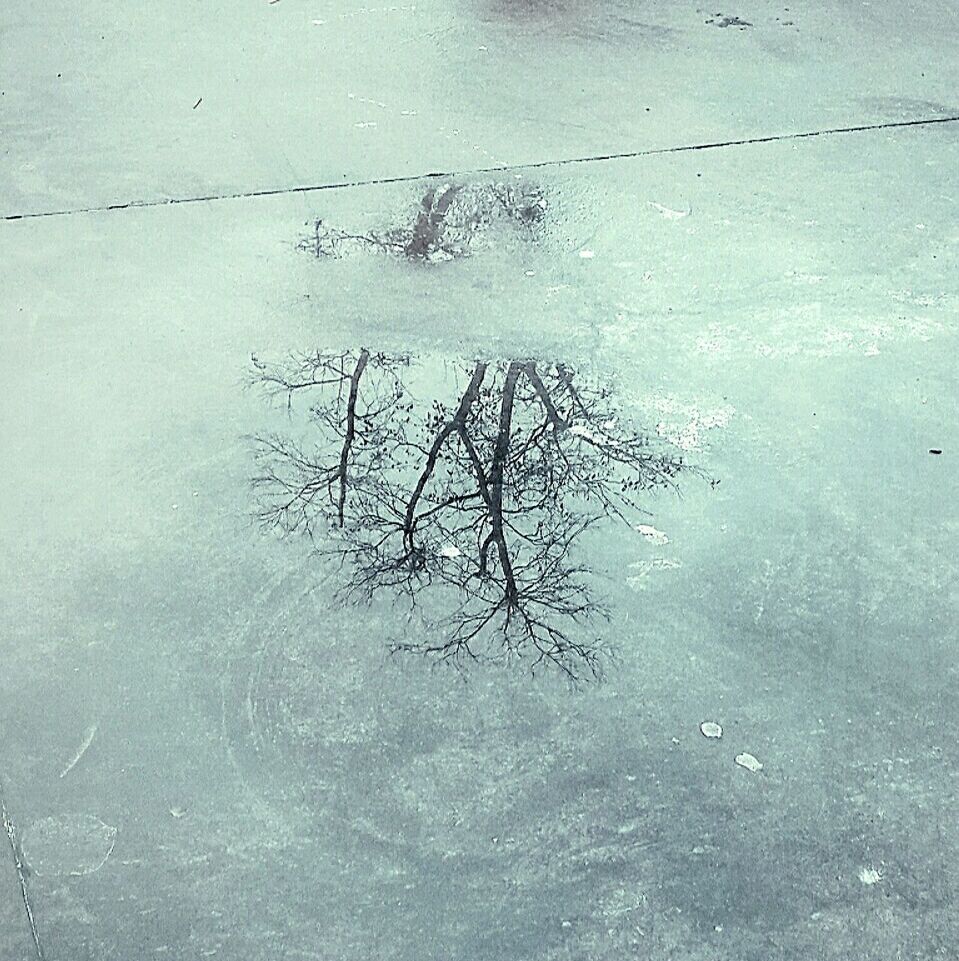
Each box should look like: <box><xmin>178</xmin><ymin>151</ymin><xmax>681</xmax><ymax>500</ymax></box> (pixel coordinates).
<box><xmin>700</xmin><ymin>721</ymin><xmax>723</xmax><ymax>739</ymax></box>
<box><xmin>734</xmin><ymin>752</ymin><xmax>763</xmax><ymax>773</ymax></box>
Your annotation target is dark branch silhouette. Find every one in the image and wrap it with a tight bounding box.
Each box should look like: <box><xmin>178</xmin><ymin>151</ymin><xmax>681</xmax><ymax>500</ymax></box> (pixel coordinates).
<box><xmin>250</xmin><ymin>349</ymin><xmax>407</xmax><ymax>533</ymax></box>
<box><xmin>250</xmin><ymin>352</ymin><xmax>704</xmax><ymax>679</ymax></box>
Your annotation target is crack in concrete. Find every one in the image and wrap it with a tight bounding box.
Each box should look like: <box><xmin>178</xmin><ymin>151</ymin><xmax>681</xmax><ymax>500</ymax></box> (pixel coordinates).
<box><xmin>3</xmin><ymin>114</ymin><xmax>958</xmax><ymax>223</ymax></box>
<box><xmin>0</xmin><ymin>776</ymin><xmax>44</xmax><ymax>960</ymax></box>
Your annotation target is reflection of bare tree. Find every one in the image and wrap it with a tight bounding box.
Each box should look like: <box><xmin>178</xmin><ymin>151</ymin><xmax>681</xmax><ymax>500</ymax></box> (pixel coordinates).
<box><xmin>250</xmin><ymin>349</ymin><xmax>408</xmax><ymax>532</ymax></box>
<box><xmin>296</xmin><ymin>180</ymin><xmax>548</xmax><ymax>263</ymax></box>
<box><xmin>251</xmin><ymin>353</ymin><xmax>699</xmax><ymax>679</ymax></box>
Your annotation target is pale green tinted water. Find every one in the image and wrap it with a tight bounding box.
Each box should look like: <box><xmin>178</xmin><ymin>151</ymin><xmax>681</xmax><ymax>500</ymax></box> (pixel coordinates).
<box><xmin>2</xmin><ymin>3</ymin><xmax>959</xmax><ymax>959</ymax></box>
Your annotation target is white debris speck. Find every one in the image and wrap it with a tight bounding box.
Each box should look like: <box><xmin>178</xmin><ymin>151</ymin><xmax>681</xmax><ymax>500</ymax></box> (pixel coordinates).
<box><xmin>354</xmin><ymin>121</ymin><xmax>377</xmax><ymax>128</ymax></box>
<box><xmin>858</xmin><ymin>867</ymin><xmax>882</xmax><ymax>885</ymax></box>
<box><xmin>627</xmin><ymin>559</ymin><xmax>680</xmax><ymax>572</ymax></box>
<box><xmin>438</xmin><ymin>545</ymin><xmax>462</xmax><ymax>558</ymax></box>
<box><xmin>648</xmin><ymin>201</ymin><xmax>691</xmax><ymax>220</ymax></box>
<box><xmin>312</xmin><ymin>19</ymin><xmax>327</xmax><ymax>25</ymax></box>
<box><xmin>578</xmin><ymin>249</ymin><xmax>595</xmax><ymax>259</ymax></box>
<box><xmin>700</xmin><ymin>721</ymin><xmax>723</xmax><ymax>739</ymax></box>
<box><xmin>786</xmin><ymin>271</ymin><xmax>825</xmax><ymax>285</ymax></box>
<box><xmin>734</xmin><ymin>752</ymin><xmax>763</xmax><ymax>773</ymax></box>
<box><xmin>644</xmin><ymin>396</ymin><xmax>734</xmax><ymax>452</ymax></box>
<box><xmin>634</xmin><ymin>524</ymin><xmax>669</xmax><ymax>545</ymax></box>
<box><xmin>625</xmin><ymin>557</ymin><xmax>681</xmax><ymax>589</ymax></box>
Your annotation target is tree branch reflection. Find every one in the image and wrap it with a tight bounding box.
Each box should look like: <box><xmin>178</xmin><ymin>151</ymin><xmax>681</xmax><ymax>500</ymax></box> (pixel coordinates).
<box><xmin>251</xmin><ymin>351</ymin><xmax>704</xmax><ymax>679</ymax></box>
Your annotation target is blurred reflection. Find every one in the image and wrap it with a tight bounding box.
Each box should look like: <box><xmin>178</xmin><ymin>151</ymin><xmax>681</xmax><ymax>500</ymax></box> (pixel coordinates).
<box><xmin>296</xmin><ymin>180</ymin><xmax>547</xmax><ymax>263</ymax></box>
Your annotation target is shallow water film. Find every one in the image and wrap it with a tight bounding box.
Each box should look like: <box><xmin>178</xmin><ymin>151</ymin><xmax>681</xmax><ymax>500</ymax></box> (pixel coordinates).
<box><xmin>2</xmin><ymin>2</ymin><xmax>959</xmax><ymax>959</ymax></box>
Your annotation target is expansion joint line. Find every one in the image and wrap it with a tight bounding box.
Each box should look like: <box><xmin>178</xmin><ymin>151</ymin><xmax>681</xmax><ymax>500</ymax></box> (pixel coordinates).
<box><xmin>2</xmin><ymin>114</ymin><xmax>958</xmax><ymax>223</ymax></box>
<box><xmin>0</xmin><ymin>776</ymin><xmax>44</xmax><ymax>960</ymax></box>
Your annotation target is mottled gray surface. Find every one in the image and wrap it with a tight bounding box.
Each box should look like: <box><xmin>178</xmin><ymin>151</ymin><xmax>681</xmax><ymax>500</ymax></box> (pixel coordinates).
<box><xmin>2</xmin><ymin>2</ymin><xmax>958</xmax><ymax>959</ymax></box>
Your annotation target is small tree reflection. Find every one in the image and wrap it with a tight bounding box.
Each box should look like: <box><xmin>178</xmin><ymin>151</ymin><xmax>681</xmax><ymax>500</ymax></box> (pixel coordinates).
<box><xmin>296</xmin><ymin>181</ymin><xmax>548</xmax><ymax>263</ymax></box>
<box><xmin>251</xmin><ymin>352</ymin><xmax>701</xmax><ymax>679</ymax></box>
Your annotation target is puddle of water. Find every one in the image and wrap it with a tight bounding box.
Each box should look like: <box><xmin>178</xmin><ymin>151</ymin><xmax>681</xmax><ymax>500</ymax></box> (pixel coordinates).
<box><xmin>249</xmin><ymin>349</ymin><xmax>710</xmax><ymax>679</ymax></box>
<box><xmin>296</xmin><ymin>179</ymin><xmax>548</xmax><ymax>263</ymax></box>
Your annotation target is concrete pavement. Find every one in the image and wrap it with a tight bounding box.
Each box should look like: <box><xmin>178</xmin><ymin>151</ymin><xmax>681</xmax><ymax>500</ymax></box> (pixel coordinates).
<box><xmin>2</xmin><ymin>3</ymin><xmax>958</xmax><ymax>959</ymax></box>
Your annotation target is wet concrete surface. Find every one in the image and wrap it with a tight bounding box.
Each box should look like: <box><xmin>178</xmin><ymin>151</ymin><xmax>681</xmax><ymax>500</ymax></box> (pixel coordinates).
<box><xmin>3</xmin><ymin>0</ymin><xmax>959</xmax><ymax>215</ymax></box>
<box><xmin>2</xmin><ymin>3</ymin><xmax>959</xmax><ymax>960</ymax></box>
